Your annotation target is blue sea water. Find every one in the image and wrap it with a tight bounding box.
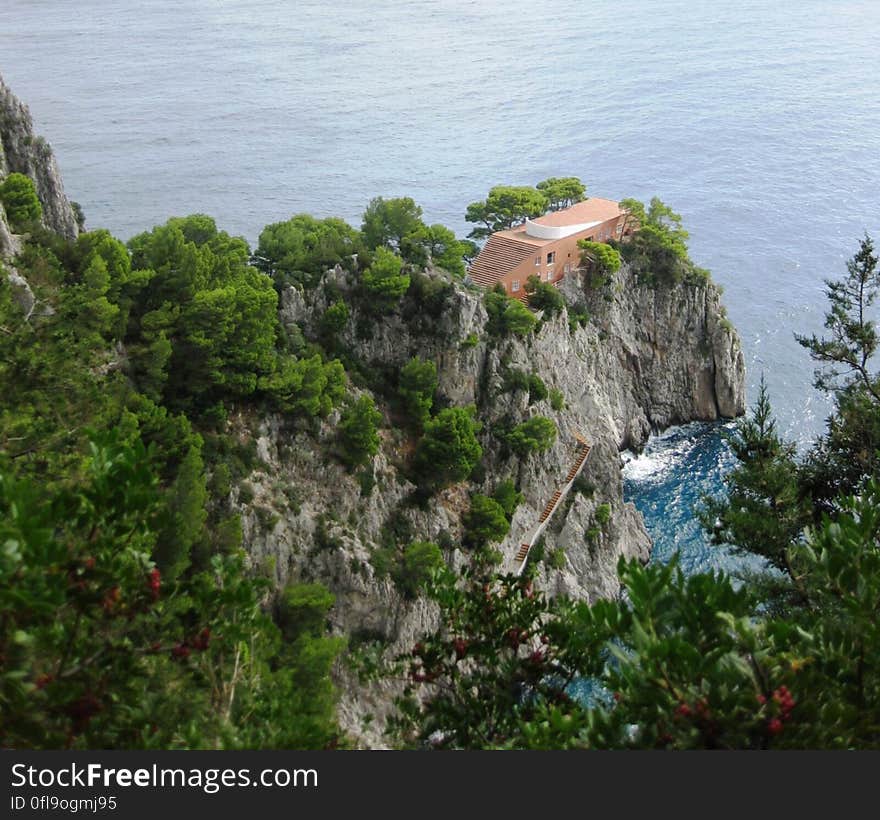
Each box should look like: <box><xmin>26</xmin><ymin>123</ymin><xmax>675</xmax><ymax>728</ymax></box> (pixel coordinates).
<box><xmin>2</xmin><ymin>0</ymin><xmax>880</xmax><ymax>568</ymax></box>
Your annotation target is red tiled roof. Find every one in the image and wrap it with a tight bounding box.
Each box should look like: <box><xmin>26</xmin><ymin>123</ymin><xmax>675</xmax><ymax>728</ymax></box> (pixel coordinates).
<box><xmin>468</xmin><ymin>233</ymin><xmax>539</xmax><ymax>288</ymax></box>
<box><xmin>531</xmin><ymin>197</ymin><xmax>622</xmax><ymax>227</ymax></box>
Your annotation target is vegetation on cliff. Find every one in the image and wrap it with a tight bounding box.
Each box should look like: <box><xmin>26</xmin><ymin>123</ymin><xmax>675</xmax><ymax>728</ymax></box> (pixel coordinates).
<box><xmin>391</xmin><ymin>237</ymin><xmax>880</xmax><ymax>749</ymax></box>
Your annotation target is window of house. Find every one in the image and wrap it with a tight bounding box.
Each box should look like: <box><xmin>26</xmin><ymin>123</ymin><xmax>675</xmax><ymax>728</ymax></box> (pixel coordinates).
<box><xmin>547</xmin><ymin>251</ymin><xmax>556</xmax><ymax>264</ymax></box>
<box><xmin>546</xmin><ymin>270</ymin><xmax>553</xmax><ymax>281</ymax></box>
<box><xmin>512</xmin><ymin>280</ymin><xmax>520</xmax><ymax>292</ymax></box>
<box><xmin>534</xmin><ymin>255</ymin><xmax>541</xmax><ymax>266</ymax></box>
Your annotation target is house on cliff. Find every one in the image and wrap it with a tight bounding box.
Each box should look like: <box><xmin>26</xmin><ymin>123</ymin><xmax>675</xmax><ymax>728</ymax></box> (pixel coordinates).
<box><xmin>467</xmin><ymin>197</ymin><xmax>627</xmax><ymax>295</ymax></box>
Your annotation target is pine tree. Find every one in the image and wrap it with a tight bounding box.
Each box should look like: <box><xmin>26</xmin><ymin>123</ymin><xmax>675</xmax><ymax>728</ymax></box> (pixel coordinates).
<box><xmin>700</xmin><ymin>378</ymin><xmax>809</xmax><ymax>580</ymax></box>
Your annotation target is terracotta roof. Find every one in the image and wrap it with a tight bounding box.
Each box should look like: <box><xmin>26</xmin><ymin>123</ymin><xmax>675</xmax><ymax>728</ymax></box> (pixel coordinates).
<box><xmin>531</xmin><ymin>197</ymin><xmax>621</xmax><ymax>227</ymax></box>
<box><xmin>468</xmin><ymin>234</ymin><xmax>538</xmax><ymax>288</ymax></box>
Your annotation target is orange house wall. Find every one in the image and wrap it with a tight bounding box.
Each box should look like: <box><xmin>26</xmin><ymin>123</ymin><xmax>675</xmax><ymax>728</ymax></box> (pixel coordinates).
<box><xmin>495</xmin><ymin>214</ymin><xmax>625</xmax><ymax>295</ymax></box>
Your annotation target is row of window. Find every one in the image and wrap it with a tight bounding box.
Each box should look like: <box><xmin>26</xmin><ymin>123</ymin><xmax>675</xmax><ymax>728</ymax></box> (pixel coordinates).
<box><xmin>510</xmin><ymin>262</ymin><xmax>573</xmax><ymax>292</ymax></box>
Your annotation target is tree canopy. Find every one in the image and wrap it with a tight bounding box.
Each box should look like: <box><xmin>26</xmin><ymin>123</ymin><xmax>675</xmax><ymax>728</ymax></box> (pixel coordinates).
<box><xmin>0</xmin><ymin>172</ymin><xmax>42</xmax><ymax>230</ymax></box>
<box><xmin>465</xmin><ymin>186</ymin><xmax>549</xmax><ymax>239</ymax></box>
<box><xmin>536</xmin><ymin>177</ymin><xmax>586</xmax><ymax>211</ymax></box>
<box><xmin>252</xmin><ymin>214</ymin><xmax>362</xmax><ymax>290</ymax></box>
<box><xmin>414</xmin><ymin>406</ymin><xmax>483</xmax><ymax>490</ymax></box>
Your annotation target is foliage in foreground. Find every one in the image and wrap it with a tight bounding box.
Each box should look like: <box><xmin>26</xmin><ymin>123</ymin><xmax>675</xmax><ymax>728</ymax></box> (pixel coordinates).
<box><xmin>0</xmin><ymin>434</ymin><xmax>343</xmax><ymax>749</ymax></box>
<box><xmin>392</xmin><ymin>480</ymin><xmax>880</xmax><ymax>749</ymax></box>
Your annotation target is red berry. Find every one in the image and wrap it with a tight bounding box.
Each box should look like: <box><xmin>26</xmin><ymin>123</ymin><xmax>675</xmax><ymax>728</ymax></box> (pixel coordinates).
<box><xmin>675</xmin><ymin>703</ymin><xmax>692</xmax><ymax>718</ymax></box>
<box><xmin>613</xmin><ymin>691</ymin><xmax>622</xmax><ymax>702</ymax></box>
<box><xmin>756</xmin><ymin>693</ymin><xmax>767</xmax><ymax>705</ymax></box>
<box><xmin>768</xmin><ymin>718</ymin><xmax>784</xmax><ymax>735</ymax></box>
<box><xmin>84</xmin><ymin>557</ymin><xmax>96</xmax><ymax>570</ymax></box>
<box><xmin>452</xmin><ymin>638</ymin><xmax>468</xmax><ymax>659</ymax></box>
<box><xmin>171</xmin><ymin>643</ymin><xmax>190</xmax><ymax>660</ymax></box>
<box><xmin>193</xmin><ymin>627</ymin><xmax>211</xmax><ymax>651</ymax></box>
<box><xmin>35</xmin><ymin>674</ymin><xmax>54</xmax><ymax>690</ymax></box>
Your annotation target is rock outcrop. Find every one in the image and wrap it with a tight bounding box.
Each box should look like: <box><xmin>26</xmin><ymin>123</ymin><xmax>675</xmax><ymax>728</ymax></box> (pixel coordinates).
<box><xmin>0</xmin><ymin>75</ymin><xmax>746</xmax><ymax>746</ymax></box>
<box><xmin>0</xmin><ymin>74</ymin><xmax>80</xmax><ymax>240</ymax></box>
<box><xmin>247</xmin><ymin>263</ymin><xmax>745</xmax><ymax>744</ymax></box>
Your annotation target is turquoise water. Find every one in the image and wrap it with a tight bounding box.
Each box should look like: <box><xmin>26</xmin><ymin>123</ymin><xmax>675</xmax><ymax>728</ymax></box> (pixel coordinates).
<box><xmin>3</xmin><ymin>1</ymin><xmax>879</xmax><ymax>565</ymax></box>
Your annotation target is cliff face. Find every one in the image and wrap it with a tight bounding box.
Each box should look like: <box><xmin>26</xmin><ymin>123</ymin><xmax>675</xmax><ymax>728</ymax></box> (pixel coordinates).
<box><xmin>240</xmin><ymin>264</ymin><xmax>744</xmax><ymax>744</ymax></box>
<box><xmin>0</xmin><ymin>74</ymin><xmax>80</xmax><ymax>240</ymax></box>
<box><xmin>0</xmin><ymin>76</ymin><xmax>746</xmax><ymax>746</ymax></box>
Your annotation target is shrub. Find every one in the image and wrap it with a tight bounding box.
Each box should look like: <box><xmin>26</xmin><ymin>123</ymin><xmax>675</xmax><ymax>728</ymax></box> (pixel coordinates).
<box><xmin>460</xmin><ymin>332</ymin><xmax>480</xmax><ymax>349</ymax></box>
<box><xmin>525</xmin><ymin>275</ymin><xmax>565</xmax><ymax>317</ymax></box>
<box><xmin>398</xmin><ymin>357</ymin><xmax>438</xmax><ymax>428</ymax></box>
<box><xmin>502</xmin><ymin>368</ymin><xmax>530</xmax><ymax>394</ymax></box>
<box><xmin>414</xmin><ymin>406</ymin><xmax>483</xmax><ymax>490</ymax></box>
<box><xmin>492</xmin><ymin>479</ymin><xmax>524</xmax><ymax>520</ymax></box>
<box><xmin>549</xmin><ymin>388</ymin><xmax>565</xmax><ymax>411</ymax></box>
<box><xmin>0</xmin><ymin>172</ymin><xmax>42</xmax><ymax>231</ymax></box>
<box><xmin>277</xmin><ymin>583</ymin><xmax>335</xmax><ymax>642</ymax></box>
<box><xmin>463</xmin><ymin>494</ymin><xmax>510</xmax><ymax>549</ymax></box>
<box><xmin>505</xmin><ymin>416</ymin><xmax>557</xmax><ymax>456</ymax></box>
<box><xmin>485</xmin><ymin>287</ymin><xmax>537</xmax><ymax>337</ymax></box>
<box><xmin>321</xmin><ymin>300</ymin><xmax>350</xmax><ymax>337</ymax></box>
<box><xmin>338</xmin><ymin>395</ymin><xmax>382</xmax><ymax>468</ymax></box>
<box><xmin>547</xmin><ymin>547</ymin><xmax>567</xmax><ymax>570</ymax></box>
<box><xmin>394</xmin><ymin>541</ymin><xmax>444</xmax><ymax>598</ymax></box>
<box><xmin>362</xmin><ymin>247</ymin><xmax>410</xmax><ymax>304</ymax></box>
<box><xmin>527</xmin><ymin>374</ymin><xmax>548</xmax><ymax>404</ymax></box>
<box><xmin>594</xmin><ymin>503</ymin><xmax>612</xmax><ymax>527</ymax></box>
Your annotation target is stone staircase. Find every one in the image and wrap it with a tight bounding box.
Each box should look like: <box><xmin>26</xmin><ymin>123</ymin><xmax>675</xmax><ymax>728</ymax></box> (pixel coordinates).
<box><xmin>509</xmin><ymin>433</ymin><xmax>592</xmax><ymax>575</ymax></box>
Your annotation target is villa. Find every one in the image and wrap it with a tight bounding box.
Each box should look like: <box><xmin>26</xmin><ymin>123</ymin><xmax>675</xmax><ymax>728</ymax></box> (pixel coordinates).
<box><xmin>467</xmin><ymin>197</ymin><xmax>627</xmax><ymax>295</ymax></box>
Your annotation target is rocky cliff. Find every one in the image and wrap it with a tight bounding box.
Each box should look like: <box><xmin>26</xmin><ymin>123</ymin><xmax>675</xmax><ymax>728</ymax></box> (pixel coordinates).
<box><xmin>0</xmin><ymin>74</ymin><xmax>80</xmax><ymax>241</ymax></box>
<box><xmin>0</xmin><ymin>76</ymin><xmax>745</xmax><ymax>746</ymax></box>
<box><xmin>239</xmin><ymin>263</ymin><xmax>744</xmax><ymax>744</ymax></box>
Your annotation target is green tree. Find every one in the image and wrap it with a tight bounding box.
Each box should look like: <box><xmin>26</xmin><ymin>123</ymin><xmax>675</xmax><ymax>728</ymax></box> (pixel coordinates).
<box><xmin>361</xmin><ymin>197</ymin><xmax>424</xmax><ymax>253</ymax></box>
<box><xmin>485</xmin><ymin>287</ymin><xmax>538</xmax><ymax>337</ymax></box>
<box><xmin>0</xmin><ymin>433</ymin><xmax>343</xmax><ymax>749</ymax></box>
<box><xmin>414</xmin><ymin>406</ymin><xmax>483</xmax><ymax>489</ymax></box>
<box><xmin>463</xmin><ymin>494</ymin><xmax>510</xmax><ymax>549</ymax></box>
<box><xmin>796</xmin><ymin>235</ymin><xmax>880</xmax><ymax>505</ymax></box>
<box><xmin>617</xmin><ymin>197</ymin><xmax>691</xmax><ymax>285</ymax></box>
<box><xmin>0</xmin><ymin>172</ymin><xmax>42</xmax><ymax>230</ymax></box>
<box><xmin>424</xmin><ymin>223</ymin><xmax>467</xmax><ymax>277</ymax></box>
<box><xmin>338</xmin><ymin>395</ymin><xmax>382</xmax><ymax>468</ymax></box>
<box><xmin>398</xmin><ymin>356</ymin><xmax>438</xmax><ymax>428</ymax></box>
<box><xmin>465</xmin><ymin>186</ymin><xmax>549</xmax><ymax>239</ymax></box>
<box><xmin>362</xmin><ymin>246</ymin><xmax>410</xmax><ymax>305</ymax></box>
<box><xmin>321</xmin><ymin>300</ymin><xmax>350</xmax><ymax>339</ymax></box>
<box><xmin>618</xmin><ymin>197</ymin><xmax>646</xmax><ymax>235</ymax></box>
<box><xmin>505</xmin><ymin>417</ymin><xmax>557</xmax><ymax>456</ymax></box>
<box><xmin>536</xmin><ymin>177</ymin><xmax>586</xmax><ymax>211</ymax></box>
<box><xmin>579</xmin><ymin>240</ymin><xmax>622</xmax><ymax>289</ymax></box>
<box><xmin>796</xmin><ymin>235</ymin><xmax>879</xmax><ymax>400</ymax></box>
<box><xmin>492</xmin><ymin>479</ymin><xmax>524</xmax><ymax>520</ymax></box>
<box><xmin>260</xmin><ymin>354</ymin><xmax>346</xmax><ymax>418</ymax></box>
<box><xmin>253</xmin><ymin>214</ymin><xmax>362</xmax><ymax>290</ymax></box>
<box><xmin>394</xmin><ymin>541</ymin><xmax>445</xmax><ymax>598</ymax></box>
<box><xmin>700</xmin><ymin>380</ymin><xmax>809</xmax><ymax>585</ymax></box>
<box><xmin>525</xmin><ymin>275</ymin><xmax>564</xmax><ymax>317</ymax></box>
<box><xmin>154</xmin><ymin>443</ymin><xmax>208</xmax><ymax>582</ymax></box>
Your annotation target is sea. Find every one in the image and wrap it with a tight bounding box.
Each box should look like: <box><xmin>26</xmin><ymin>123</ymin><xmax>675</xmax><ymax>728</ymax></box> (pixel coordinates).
<box><xmin>3</xmin><ymin>0</ymin><xmax>879</xmax><ymax>573</ymax></box>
